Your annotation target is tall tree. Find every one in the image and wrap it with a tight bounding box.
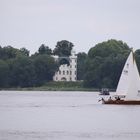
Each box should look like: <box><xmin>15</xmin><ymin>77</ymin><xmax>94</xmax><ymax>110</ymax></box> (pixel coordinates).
<box><xmin>77</xmin><ymin>52</ymin><xmax>87</xmax><ymax>80</ymax></box>
<box><xmin>0</xmin><ymin>46</ymin><xmax>19</xmax><ymax>60</ymax></box>
<box><xmin>38</xmin><ymin>44</ymin><xmax>52</xmax><ymax>55</ymax></box>
<box><xmin>9</xmin><ymin>56</ymin><xmax>36</xmax><ymax>87</ymax></box>
<box><xmin>19</xmin><ymin>47</ymin><xmax>30</xmax><ymax>56</ymax></box>
<box><xmin>53</xmin><ymin>40</ymin><xmax>74</xmax><ymax>56</ymax></box>
<box><xmin>33</xmin><ymin>54</ymin><xmax>58</xmax><ymax>85</ymax></box>
<box><xmin>84</xmin><ymin>39</ymin><xmax>131</xmax><ymax>89</ymax></box>
<box><xmin>0</xmin><ymin>60</ymin><xmax>9</xmax><ymax>87</ymax></box>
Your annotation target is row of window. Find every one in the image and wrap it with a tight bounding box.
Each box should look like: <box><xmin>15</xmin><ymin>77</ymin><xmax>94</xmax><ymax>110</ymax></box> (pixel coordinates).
<box><xmin>69</xmin><ymin>59</ymin><xmax>77</xmax><ymax>63</ymax></box>
<box><xmin>58</xmin><ymin>70</ymin><xmax>76</xmax><ymax>75</ymax></box>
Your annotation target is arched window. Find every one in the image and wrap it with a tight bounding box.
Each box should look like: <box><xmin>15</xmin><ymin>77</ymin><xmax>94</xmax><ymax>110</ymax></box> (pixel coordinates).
<box><xmin>59</xmin><ymin>70</ymin><xmax>61</xmax><ymax>75</ymax></box>
<box><xmin>61</xmin><ymin>77</ymin><xmax>66</xmax><ymax>81</ymax></box>
<box><xmin>67</xmin><ymin>70</ymin><xmax>69</xmax><ymax>75</ymax></box>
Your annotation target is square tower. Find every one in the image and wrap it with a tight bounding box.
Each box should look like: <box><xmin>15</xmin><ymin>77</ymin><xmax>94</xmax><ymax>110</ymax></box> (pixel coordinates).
<box><xmin>53</xmin><ymin>50</ymin><xmax>77</xmax><ymax>81</ymax></box>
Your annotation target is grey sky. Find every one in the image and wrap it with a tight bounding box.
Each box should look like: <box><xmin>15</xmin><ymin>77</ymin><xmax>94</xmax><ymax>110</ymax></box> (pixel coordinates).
<box><xmin>0</xmin><ymin>0</ymin><xmax>140</xmax><ymax>54</ymax></box>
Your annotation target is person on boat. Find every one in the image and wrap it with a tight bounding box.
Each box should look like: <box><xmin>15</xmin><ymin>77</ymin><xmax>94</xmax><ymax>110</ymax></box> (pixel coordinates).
<box><xmin>108</xmin><ymin>96</ymin><xmax>112</xmax><ymax>101</ymax></box>
<box><xmin>115</xmin><ymin>96</ymin><xmax>120</xmax><ymax>101</ymax></box>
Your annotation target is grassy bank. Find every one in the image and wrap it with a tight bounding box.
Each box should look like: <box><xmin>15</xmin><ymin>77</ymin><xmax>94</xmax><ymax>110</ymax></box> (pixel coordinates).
<box><xmin>35</xmin><ymin>81</ymin><xmax>99</xmax><ymax>91</ymax></box>
<box><xmin>2</xmin><ymin>81</ymin><xmax>99</xmax><ymax>91</ymax></box>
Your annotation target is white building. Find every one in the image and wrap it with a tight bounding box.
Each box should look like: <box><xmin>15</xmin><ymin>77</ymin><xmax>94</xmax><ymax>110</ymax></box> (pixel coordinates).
<box><xmin>53</xmin><ymin>50</ymin><xmax>77</xmax><ymax>81</ymax></box>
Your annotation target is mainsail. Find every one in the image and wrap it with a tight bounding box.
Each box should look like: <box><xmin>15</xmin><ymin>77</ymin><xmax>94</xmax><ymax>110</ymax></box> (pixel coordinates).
<box><xmin>116</xmin><ymin>51</ymin><xmax>133</xmax><ymax>96</ymax></box>
<box><xmin>125</xmin><ymin>54</ymin><xmax>140</xmax><ymax>100</ymax></box>
<box><xmin>116</xmin><ymin>51</ymin><xmax>140</xmax><ymax>100</ymax></box>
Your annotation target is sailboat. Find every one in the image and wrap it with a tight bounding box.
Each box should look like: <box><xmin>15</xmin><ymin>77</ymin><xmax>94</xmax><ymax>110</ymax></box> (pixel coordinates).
<box><xmin>102</xmin><ymin>50</ymin><xmax>140</xmax><ymax>105</ymax></box>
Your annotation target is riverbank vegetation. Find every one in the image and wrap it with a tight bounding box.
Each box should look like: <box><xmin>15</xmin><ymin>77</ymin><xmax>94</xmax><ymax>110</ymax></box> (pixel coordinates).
<box><xmin>4</xmin><ymin>81</ymin><xmax>98</xmax><ymax>91</ymax></box>
<box><xmin>0</xmin><ymin>39</ymin><xmax>140</xmax><ymax>90</ymax></box>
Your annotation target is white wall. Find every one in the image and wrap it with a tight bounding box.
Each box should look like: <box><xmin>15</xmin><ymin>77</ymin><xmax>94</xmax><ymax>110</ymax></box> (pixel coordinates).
<box><xmin>53</xmin><ymin>51</ymin><xmax>77</xmax><ymax>82</ymax></box>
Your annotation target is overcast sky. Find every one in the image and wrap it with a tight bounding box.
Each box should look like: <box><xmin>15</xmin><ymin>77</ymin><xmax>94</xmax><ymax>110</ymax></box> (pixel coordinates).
<box><xmin>0</xmin><ymin>0</ymin><xmax>140</xmax><ymax>54</ymax></box>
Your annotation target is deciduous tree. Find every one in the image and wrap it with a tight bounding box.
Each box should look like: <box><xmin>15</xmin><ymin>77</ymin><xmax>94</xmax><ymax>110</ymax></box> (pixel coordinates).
<box><xmin>53</xmin><ymin>40</ymin><xmax>73</xmax><ymax>56</ymax></box>
<box><xmin>84</xmin><ymin>39</ymin><xmax>131</xmax><ymax>89</ymax></box>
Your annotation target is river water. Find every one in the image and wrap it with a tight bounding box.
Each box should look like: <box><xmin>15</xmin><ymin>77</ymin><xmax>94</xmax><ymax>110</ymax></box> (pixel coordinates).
<box><xmin>0</xmin><ymin>91</ymin><xmax>140</xmax><ymax>140</ymax></box>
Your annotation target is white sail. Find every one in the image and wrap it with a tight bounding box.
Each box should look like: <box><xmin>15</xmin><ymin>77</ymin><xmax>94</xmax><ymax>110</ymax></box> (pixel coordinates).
<box><xmin>116</xmin><ymin>51</ymin><xmax>140</xmax><ymax>100</ymax></box>
<box><xmin>125</xmin><ymin>56</ymin><xmax>140</xmax><ymax>100</ymax></box>
<box><xmin>116</xmin><ymin>51</ymin><xmax>133</xmax><ymax>96</ymax></box>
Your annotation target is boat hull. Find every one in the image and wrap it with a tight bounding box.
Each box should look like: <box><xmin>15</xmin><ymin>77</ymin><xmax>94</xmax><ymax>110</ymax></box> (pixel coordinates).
<box><xmin>102</xmin><ymin>100</ymin><xmax>140</xmax><ymax>105</ymax></box>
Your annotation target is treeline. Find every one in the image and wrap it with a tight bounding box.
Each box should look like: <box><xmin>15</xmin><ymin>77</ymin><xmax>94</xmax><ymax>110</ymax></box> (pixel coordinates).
<box><xmin>0</xmin><ymin>39</ymin><xmax>140</xmax><ymax>89</ymax></box>
<box><xmin>0</xmin><ymin>40</ymin><xmax>74</xmax><ymax>88</ymax></box>
<box><xmin>0</xmin><ymin>47</ymin><xmax>57</xmax><ymax>88</ymax></box>
<box><xmin>78</xmin><ymin>39</ymin><xmax>140</xmax><ymax>89</ymax></box>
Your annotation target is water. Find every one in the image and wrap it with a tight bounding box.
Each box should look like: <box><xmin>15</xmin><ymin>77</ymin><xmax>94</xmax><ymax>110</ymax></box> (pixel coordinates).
<box><xmin>0</xmin><ymin>91</ymin><xmax>140</xmax><ymax>140</ymax></box>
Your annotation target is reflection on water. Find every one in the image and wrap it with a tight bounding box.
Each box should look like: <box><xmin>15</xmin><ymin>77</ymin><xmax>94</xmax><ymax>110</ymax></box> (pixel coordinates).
<box><xmin>0</xmin><ymin>91</ymin><xmax>140</xmax><ymax>140</ymax></box>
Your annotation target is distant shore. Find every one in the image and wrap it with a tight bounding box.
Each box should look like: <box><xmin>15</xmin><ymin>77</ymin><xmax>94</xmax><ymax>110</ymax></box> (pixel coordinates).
<box><xmin>0</xmin><ymin>81</ymin><xmax>115</xmax><ymax>92</ymax></box>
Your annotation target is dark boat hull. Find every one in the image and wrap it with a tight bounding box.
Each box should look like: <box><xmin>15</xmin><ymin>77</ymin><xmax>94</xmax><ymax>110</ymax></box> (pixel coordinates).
<box><xmin>102</xmin><ymin>100</ymin><xmax>140</xmax><ymax>105</ymax></box>
<box><xmin>99</xmin><ymin>93</ymin><xmax>110</xmax><ymax>95</ymax></box>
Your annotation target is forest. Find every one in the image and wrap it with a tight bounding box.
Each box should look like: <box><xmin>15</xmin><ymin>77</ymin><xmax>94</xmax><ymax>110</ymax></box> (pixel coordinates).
<box><xmin>0</xmin><ymin>39</ymin><xmax>140</xmax><ymax>89</ymax></box>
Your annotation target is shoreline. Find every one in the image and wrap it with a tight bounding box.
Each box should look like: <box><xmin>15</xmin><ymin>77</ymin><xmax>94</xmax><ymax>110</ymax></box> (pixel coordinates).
<box><xmin>0</xmin><ymin>87</ymin><xmax>99</xmax><ymax>92</ymax></box>
<box><xmin>0</xmin><ymin>82</ymin><xmax>115</xmax><ymax>92</ymax></box>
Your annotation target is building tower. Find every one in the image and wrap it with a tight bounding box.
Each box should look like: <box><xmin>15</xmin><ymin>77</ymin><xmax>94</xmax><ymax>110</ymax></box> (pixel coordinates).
<box><xmin>53</xmin><ymin>50</ymin><xmax>77</xmax><ymax>81</ymax></box>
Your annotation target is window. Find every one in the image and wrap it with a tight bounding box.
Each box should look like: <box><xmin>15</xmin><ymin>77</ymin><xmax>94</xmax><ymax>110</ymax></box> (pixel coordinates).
<box><xmin>59</xmin><ymin>70</ymin><xmax>61</xmax><ymax>75</ymax></box>
<box><xmin>67</xmin><ymin>70</ymin><xmax>69</xmax><ymax>75</ymax></box>
<box><xmin>75</xmin><ymin>71</ymin><xmax>77</xmax><ymax>75</ymax></box>
<box><xmin>75</xmin><ymin>65</ymin><xmax>77</xmax><ymax>68</ymax></box>
<box><xmin>70</xmin><ymin>77</ymin><xmax>72</xmax><ymax>81</ymax></box>
<box><xmin>70</xmin><ymin>71</ymin><xmax>72</xmax><ymax>75</ymax></box>
<box><xmin>63</xmin><ymin>71</ymin><xmax>65</xmax><ymax>75</ymax></box>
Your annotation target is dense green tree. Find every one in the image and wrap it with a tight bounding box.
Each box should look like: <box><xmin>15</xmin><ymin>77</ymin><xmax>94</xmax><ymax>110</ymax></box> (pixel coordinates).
<box><xmin>9</xmin><ymin>56</ymin><xmax>36</xmax><ymax>87</ymax></box>
<box><xmin>33</xmin><ymin>54</ymin><xmax>58</xmax><ymax>85</ymax></box>
<box><xmin>38</xmin><ymin>44</ymin><xmax>52</xmax><ymax>55</ymax></box>
<box><xmin>84</xmin><ymin>39</ymin><xmax>131</xmax><ymax>89</ymax></box>
<box><xmin>0</xmin><ymin>46</ymin><xmax>29</xmax><ymax>59</ymax></box>
<box><xmin>0</xmin><ymin>46</ymin><xmax>19</xmax><ymax>60</ymax></box>
<box><xmin>135</xmin><ymin>49</ymin><xmax>140</xmax><ymax>73</ymax></box>
<box><xmin>19</xmin><ymin>47</ymin><xmax>30</xmax><ymax>56</ymax></box>
<box><xmin>0</xmin><ymin>60</ymin><xmax>9</xmax><ymax>87</ymax></box>
<box><xmin>53</xmin><ymin>40</ymin><xmax>73</xmax><ymax>56</ymax></box>
<box><xmin>77</xmin><ymin>52</ymin><xmax>87</xmax><ymax>80</ymax></box>
<box><xmin>88</xmin><ymin>40</ymin><xmax>129</xmax><ymax>59</ymax></box>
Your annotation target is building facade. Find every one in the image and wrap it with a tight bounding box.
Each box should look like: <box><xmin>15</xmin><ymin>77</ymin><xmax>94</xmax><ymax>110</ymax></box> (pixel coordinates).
<box><xmin>53</xmin><ymin>50</ymin><xmax>77</xmax><ymax>81</ymax></box>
